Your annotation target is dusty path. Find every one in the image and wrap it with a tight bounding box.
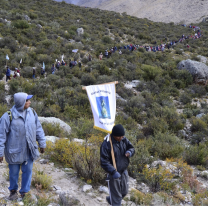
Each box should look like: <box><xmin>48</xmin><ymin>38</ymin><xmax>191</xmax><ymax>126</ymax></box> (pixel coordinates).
<box><xmin>0</xmin><ymin>158</ymin><xmax>136</xmax><ymax>206</ymax></box>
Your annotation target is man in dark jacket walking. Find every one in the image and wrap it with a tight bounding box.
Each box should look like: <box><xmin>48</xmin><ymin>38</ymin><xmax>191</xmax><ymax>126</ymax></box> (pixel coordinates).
<box><xmin>6</xmin><ymin>66</ymin><xmax>11</xmax><ymax>82</ymax></box>
<box><xmin>100</xmin><ymin>124</ymin><xmax>135</xmax><ymax>206</ymax></box>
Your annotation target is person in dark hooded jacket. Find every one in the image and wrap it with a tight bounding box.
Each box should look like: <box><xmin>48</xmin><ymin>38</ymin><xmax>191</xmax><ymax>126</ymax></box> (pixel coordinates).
<box><xmin>0</xmin><ymin>93</ymin><xmax>46</xmax><ymax>200</ymax></box>
<box><xmin>100</xmin><ymin>124</ymin><xmax>135</xmax><ymax>206</ymax></box>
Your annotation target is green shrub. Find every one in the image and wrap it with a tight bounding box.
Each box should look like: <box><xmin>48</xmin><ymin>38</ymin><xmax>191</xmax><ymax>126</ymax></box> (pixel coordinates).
<box><xmin>36</xmin><ymin>193</ymin><xmax>52</xmax><ymax>206</ymax></box>
<box><xmin>142</xmin><ymin>117</ymin><xmax>168</xmax><ymax>136</ymax></box>
<box><xmin>102</xmin><ymin>36</ymin><xmax>112</xmax><ymax>44</ymax></box>
<box><xmin>73</xmin><ymin>117</ymin><xmax>94</xmax><ymax>139</ymax></box>
<box><xmin>128</xmin><ymin>140</ymin><xmax>153</xmax><ymax>177</ymax></box>
<box><xmin>59</xmin><ymin>193</ymin><xmax>80</xmax><ymax>206</ymax></box>
<box><xmin>81</xmin><ymin>73</ymin><xmax>96</xmax><ymax>85</ymax></box>
<box><xmin>12</xmin><ymin>20</ymin><xmax>30</xmax><ymax>29</ymax></box>
<box><xmin>183</xmin><ymin>108</ymin><xmax>193</xmax><ymax>118</ymax></box>
<box><xmin>149</xmin><ymin>132</ymin><xmax>184</xmax><ymax>159</ymax></box>
<box><xmin>72</xmin><ymin>145</ymin><xmax>105</xmax><ymax>184</ymax></box>
<box><xmin>190</xmin><ymin>117</ymin><xmax>207</xmax><ymax>133</ymax></box>
<box><xmin>130</xmin><ymin>189</ymin><xmax>152</xmax><ymax>205</ymax></box>
<box><xmin>0</xmin><ymin>104</ymin><xmax>8</xmax><ymax>117</ymax></box>
<box><xmin>141</xmin><ymin>65</ymin><xmax>162</xmax><ymax>81</ymax></box>
<box><xmin>180</xmin><ymin>92</ymin><xmax>192</xmax><ymax>104</ymax></box>
<box><xmin>187</xmin><ymin>85</ymin><xmax>206</xmax><ymax>98</ymax></box>
<box><xmin>184</xmin><ymin>143</ymin><xmax>208</xmax><ymax>166</ymax></box>
<box><xmin>175</xmin><ymin>49</ymin><xmax>183</xmax><ymax>55</ymax></box>
<box><xmin>32</xmin><ymin>167</ymin><xmax>53</xmax><ymax>190</ymax></box>
<box><xmin>143</xmin><ymin>165</ymin><xmax>175</xmax><ymax>192</ymax></box>
<box><xmin>42</xmin><ymin>122</ymin><xmax>68</xmax><ymax>138</ymax></box>
<box><xmin>124</xmin><ymin>96</ymin><xmax>146</xmax><ymax>122</ymax></box>
<box><xmin>0</xmin><ymin>81</ymin><xmax>4</xmax><ymax>91</ymax></box>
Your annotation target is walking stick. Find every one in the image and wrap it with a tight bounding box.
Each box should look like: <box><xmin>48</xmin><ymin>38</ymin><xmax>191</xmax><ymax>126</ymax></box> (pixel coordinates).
<box><xmin>106</xmin><ymin>134</ymin><xmax>117</xmax><ymax>206</ymax></box>
<box><xmin>106</xmin><ymin>175</ymin><xmax>112</xmax><ymax>206</ymax></box>
<box><xmin>109</xmin><ymin>135</ymin><xmax>117</xmax><ymax>170</ymax></box>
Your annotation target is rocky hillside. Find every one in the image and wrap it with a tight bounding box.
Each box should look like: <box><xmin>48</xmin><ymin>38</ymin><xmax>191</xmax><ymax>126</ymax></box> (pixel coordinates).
<box><xmin>1</xmin><ymin>0</ymin><xmax>208</xmax><ymax>205</ymax></box>
<box><xmin>55</xmin><ymin>0</ymin><xmax>208</xmax><ymax>24</ymax></box>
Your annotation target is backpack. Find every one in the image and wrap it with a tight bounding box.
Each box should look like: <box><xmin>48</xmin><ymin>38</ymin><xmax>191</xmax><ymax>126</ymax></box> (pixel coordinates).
<box><xmin>7</xmin><ymin>108</ymin><xmax>35</xmax><ymax>122</ymax></box>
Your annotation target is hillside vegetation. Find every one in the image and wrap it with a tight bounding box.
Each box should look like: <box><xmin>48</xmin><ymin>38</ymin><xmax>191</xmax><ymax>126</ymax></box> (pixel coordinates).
<box><xmin>1</xmin><ymin>0</ymin><xmax>208</xmax><ymax>205</ymax></box>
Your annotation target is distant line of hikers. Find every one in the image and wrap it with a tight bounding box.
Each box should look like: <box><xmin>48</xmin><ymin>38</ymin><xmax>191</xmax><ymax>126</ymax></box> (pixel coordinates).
<box><xmin>99</xmin><ymin>27</ymin><xmax>203</xmax><ymax>58</ymax></box>
<box><xmin>5</xmin><ymin>25</ymin><xmax>203</xmax><ymax>78</ymax></box>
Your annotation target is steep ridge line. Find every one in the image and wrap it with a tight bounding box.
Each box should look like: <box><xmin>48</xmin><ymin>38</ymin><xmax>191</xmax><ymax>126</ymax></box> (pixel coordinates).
<box><xmin>54</xmin><ymin>0</ymin><xmax>208</xmax><ymax>24</ymax></box>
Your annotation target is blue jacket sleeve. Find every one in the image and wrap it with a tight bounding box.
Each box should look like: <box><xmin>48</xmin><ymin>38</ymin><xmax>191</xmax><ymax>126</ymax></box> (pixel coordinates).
<box><xmin>0</xmin><ymin>113</ymin><xmax>10</xmax><ymax>157</ymax></box>
<box><xmin>35</xmin><ymin>112</ymin><xmax>46</xmax><ymax>148</ymax></box>
<box><xmin>100</xmin><ymin>141</ymin><xmax>116</xmax><ymax>175</ymax></box>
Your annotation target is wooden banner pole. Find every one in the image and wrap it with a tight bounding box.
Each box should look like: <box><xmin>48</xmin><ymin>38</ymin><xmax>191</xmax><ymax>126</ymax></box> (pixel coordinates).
<box><xmin>109</xmin><ymin>135</ymin><xmax>117</xmax><ymax>170</ymax></box>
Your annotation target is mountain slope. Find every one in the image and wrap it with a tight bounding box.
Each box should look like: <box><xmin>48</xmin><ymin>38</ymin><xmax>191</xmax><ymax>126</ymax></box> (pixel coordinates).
<box><xmin>56</xmin><ymin>0</ymin><xmax>208</xmax><ymax>24</ymax></box>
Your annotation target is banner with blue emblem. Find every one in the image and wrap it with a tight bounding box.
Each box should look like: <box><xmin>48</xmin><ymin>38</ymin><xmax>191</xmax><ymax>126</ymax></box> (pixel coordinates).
<box><xmin>85</xmin><ymin>82</ymin><xmax>117</xmax><ymax>133</ymax></box>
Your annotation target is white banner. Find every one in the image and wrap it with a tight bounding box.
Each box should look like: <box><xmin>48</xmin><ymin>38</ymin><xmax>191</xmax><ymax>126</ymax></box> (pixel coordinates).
<box><xmin>85</xmin><ymin>82</ymin><xmax>116</xmax><ymax>133</ymax></box>
<box><xmin>72</xmin><ymin>49</ymin><xmax>78</xmax><ymax>53</ymax></box>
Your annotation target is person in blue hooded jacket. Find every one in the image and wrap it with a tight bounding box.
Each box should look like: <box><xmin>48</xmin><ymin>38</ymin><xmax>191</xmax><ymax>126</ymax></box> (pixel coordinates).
<box><xmin>0</xmin><ymin>92</ymin><xmax>46</xmax><ymax>200</ymax></box>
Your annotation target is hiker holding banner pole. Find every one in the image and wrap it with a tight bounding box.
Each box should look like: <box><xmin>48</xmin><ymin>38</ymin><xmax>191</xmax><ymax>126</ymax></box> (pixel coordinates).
<box><xmin>83</xmin><ymin>82</ymin><xmax>134</xmax><ymax>205</ymax></box>
<box><xmin>100</xmin><ymin>124</ymin><xmax>135</xmax><ymax>206</ymax></box>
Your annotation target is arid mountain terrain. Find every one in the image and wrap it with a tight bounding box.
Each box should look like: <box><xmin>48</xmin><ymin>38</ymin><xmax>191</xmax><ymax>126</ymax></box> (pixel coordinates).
<box><xmin>55</xmin><ymin>0</ymin><xmax>208</xmax><ymax>24</ymax></box>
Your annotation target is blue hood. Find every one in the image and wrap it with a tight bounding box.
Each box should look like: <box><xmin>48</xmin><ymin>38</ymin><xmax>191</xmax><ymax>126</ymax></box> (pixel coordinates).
<box><xmin>14</xmin><ymin>92</ymin><xmax>27</xmax><ymax>112</ymax></box>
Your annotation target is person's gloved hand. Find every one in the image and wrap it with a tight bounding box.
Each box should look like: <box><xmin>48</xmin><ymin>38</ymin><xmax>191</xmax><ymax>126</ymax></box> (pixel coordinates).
<box><xmin>112</xmin><ymin>171</ymin><xmax>121</xmax><ymax>179</ymax></box>
<box><xmin>0</xmin><ymin>157</ymin><xmax>3</xmax><ymax>163</ymax></box>
<box><xmin>125</xmin><ymin>151</ymin><xmax>131</xmax><ymax>157</ymax></box>
<box><xmin>40</xmin><ymin>148</ymin><xmax>45</xmax><ymax>154</ymax></box>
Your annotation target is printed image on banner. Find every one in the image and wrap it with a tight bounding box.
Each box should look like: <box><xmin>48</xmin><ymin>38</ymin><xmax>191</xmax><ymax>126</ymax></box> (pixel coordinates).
<box><xmin>96</xmin><ymin>96</ymin><xmax>111</xmax><ymax>119</ymax></box>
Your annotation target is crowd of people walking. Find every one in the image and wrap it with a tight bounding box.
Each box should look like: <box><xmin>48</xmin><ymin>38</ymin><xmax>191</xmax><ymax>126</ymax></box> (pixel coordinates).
<box><xmin>100</xmin><ymin>27</ymin><xmax>203</xmax><ymax>59</ymax></box>
<box><xmin>4</xmin><ymin>24</ymin><xmax>203</xmax><ymax>79</ymax></box>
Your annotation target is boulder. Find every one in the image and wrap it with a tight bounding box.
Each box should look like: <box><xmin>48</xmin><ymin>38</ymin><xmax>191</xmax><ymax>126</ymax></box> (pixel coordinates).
<box><xmin>38</xmin><ymin>117</ymin><xmax>71</xmax><ymax>135</ymax></box>
<box><xmin>37</xmin><ymin>24</ymin><xmax>42</xmax><ymax>29</ymax></box>
<box><xmin>128</xmin><ymin>177</ymin><xmax>137</xmax><ymax>190</ymax></box>
<box><xmin>53</xmin><ymin>185</ymin><xmax>61</xmax><ymax>190</ymax></box>
<box><xmin>73</xmin><ymin>138</ymin><xmax>85</xmax><ymax>144</ymax></box>
<box><xmin>178</xmin><ymin>130</ymin><xmax>186</xmax><ymax>138</ymax></box>
<box><xmin>45</xmin><ymin>136</ymin><xmax>60</xmax><ymax>143</ymax></box>
<box><xmin>99</xmin><ymin>186</ymin><xmax>109</xmax><ymax>194</ymax></box>
<box><xmin>82</xmin><ymin>185</ymin><xmax>92</xmax><ymax>192</ymax></box>
<box><xmin>24</xmin><ymin>15</ymin><xmax>31</xmax><ymax>21</ymax></box>
<box><xmin>177</xmin><ymin>59</ymin><xmax>208</xmax><ymax>84</ymax></box>
<box><xmin>6</xmin><ymin>21</ymin><xmax>11</xmax><ymax>25</ymax></box>
<box><xmin>39</xmin><ymin>159</ymin><xmax>49</xmax><ymax>164</ymax></box>
<box><xmin>77</xmin><ymin>28</ymin><xmax>84</xmax><ymax>36</ymax></box>
<box><xmin>131</xmin><ymin>80</ymin><xmax>141</xmax><ymax>87</ymax></box>
<box><xmin>124</xmin><ymin>80</ymin><xmax>140</xmax><ymax>89</ymax></box>
<box><xmin>116</xmin><ymin>93</ymin><xmax>126</xmax><ymax>102</ymax></box>
<box><xmin>197</xmin><ymin>55</ymin><xmax>207</xmax><ymax>64</ymax></box>
<box><xmin>202</xmin><ymin>17</ymin><xmax>208</xmax><ymax>23</ymax></box>
<box><xmin>137</xmin><ymin>182</ymin><xmax>150</xmax><ymax>194</ymax></box>
<box><xmin>196</xmin><ymin>113</ymin><xmax>205</xmax><ymax>119</ymax></box>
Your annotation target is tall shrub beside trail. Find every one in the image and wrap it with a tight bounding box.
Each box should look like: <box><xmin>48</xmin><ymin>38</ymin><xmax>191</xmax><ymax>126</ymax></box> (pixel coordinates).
<box><xmin>45</xmin><ymin>139</ymin><xmax>80</xmax><ymax>168</ymax></box>
<box><xmin>46</xmin><ymin>134</ymin><xmax>106</xmax><ymax>184</ymax></box>
<box><xmin>143</xmin><ymin>165</ymin><xmax>175</xmax><ymax>192</ymax></box>
<box><xmin>72</xmin><ymin>134</ymin><xmax>105</xmax><ymax>184</ymax></box>
<box><xmin>141</xmin><ymin>65</ymin><xmax>162</xmax><ymax>81</ymax></box>
<box><xmin>148</xmin><ymin>132</ymin><xmax>184</xmax><ymax>159</ymax></box>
